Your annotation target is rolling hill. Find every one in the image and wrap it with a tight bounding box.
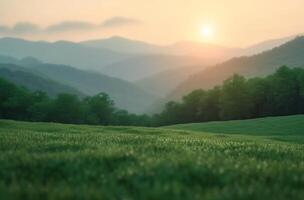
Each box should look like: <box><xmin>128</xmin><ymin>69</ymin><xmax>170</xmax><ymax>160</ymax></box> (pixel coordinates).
<box><xmin>169</xmin><ymin>36</ymin><xmax>304</xmax><ymax>100</ymax></box>
<box><xmin>0</xmin><ymin>64</ymin><xmax>83</xmax><ymax>97</ymax></box>
<box><xmin>0</xmin><ymin>56</ymin><xmax>159</xmax><ymax>113</ymax></box>
<box><xmin>101</xmin><ymin>54</ymin><xmax>205</xmax><ymax>81</ymax></box>
<box><xmin>135</xmin><ymin>66</ymin><xmax>202</xmax><ymax>97</ymax></box>
<box><xmin>165</xmin><ymin>115</ymin><xmax>304</xmax><ymax>137</ymax></box>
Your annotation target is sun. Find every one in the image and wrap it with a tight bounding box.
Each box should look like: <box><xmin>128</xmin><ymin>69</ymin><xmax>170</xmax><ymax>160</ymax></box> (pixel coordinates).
<box><xmin>200</xmin><ymin>26</ymin><xmax>214</xmax><ymax>39</ymax></box>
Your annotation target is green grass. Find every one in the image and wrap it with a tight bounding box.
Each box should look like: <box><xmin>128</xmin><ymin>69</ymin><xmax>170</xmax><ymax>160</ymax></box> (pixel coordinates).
<box><xmin>0</xmin><ymin>116</ymin><xmax>304</xmax><ymax>200</ymax></box>
<box><xmin>165</xmin><ymin>115</ymin><xmax>304</xmax><ymax>136</ymax></box>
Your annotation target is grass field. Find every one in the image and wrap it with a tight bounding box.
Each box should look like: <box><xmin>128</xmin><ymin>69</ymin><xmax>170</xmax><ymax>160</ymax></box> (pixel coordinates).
<box><xmin>0</xmin><ymin>115</ymin><xmax>304</xmax><ymax>200</ymax></box>
<box><xmin>166</xmin><ymin>115</ymin><xmax>304</xmax><ymax>144</ymax></box>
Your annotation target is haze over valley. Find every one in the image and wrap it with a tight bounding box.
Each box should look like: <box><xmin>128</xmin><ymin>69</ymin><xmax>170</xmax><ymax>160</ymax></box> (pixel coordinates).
<box><xmin>0</xmin><ymin>34</ymin><xmax>302</xmax><ymax>113</ymax></box>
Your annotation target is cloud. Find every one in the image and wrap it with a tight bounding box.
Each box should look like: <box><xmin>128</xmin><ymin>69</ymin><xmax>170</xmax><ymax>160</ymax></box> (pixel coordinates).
<box><xmin>101</xmin><ymin>17</ymin><xmax>141</xmax><ymax>28</ymax></box>
<box><xmin>0</xmin><ymin>17</ymin><xmax>141</xmax><ymax>36</ymax></box>
<box><xmin>0</xmin><ymin>22</ymin><xmax>40</xmax><ymax>35</ymax></box>
<box><xmin>46</xmin><ymin>21</ymin><xmax>95</xmax><ymax>32</ymax></box>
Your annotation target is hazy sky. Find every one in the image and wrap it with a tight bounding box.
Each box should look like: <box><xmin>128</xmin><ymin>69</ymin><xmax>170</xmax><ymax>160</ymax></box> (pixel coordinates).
<box><xmin>0</xmin><ymin>0</ymin><xmax>304</xmax><ymax>47</ymax></box>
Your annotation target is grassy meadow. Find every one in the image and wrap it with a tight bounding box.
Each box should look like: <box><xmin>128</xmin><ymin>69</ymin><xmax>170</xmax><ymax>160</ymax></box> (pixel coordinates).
<box><xmin>0</xmin><ymin>115</ymin><xmax>304</xmax><ymax>200</ymax></box>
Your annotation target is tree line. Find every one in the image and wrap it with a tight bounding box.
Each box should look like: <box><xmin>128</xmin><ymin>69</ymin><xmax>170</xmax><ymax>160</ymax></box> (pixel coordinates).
<box><xmin>1</xmin><ymin>66</ymin><xmax>304</xmax><ymax>126</ymax></box>
<box><xmin>0</xmin><ymin>78</ymin><xmax>152</xmax><ymax>126</ymax></box>
<box><xmin>156</xmin><ymin>66</ymin><xmax>304</xmax><ymax>125</ymax></box>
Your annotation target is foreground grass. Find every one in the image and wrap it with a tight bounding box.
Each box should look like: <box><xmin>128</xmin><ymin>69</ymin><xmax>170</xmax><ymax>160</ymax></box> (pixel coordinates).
<box><xmin>0</xmin><ymin>118</ymin><xmax>304</xmax><ymax>200</ymax></box>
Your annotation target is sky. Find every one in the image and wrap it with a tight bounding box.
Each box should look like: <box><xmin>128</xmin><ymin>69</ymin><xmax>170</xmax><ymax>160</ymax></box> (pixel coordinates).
<box><xmin>0</xmin><ymin>0</ymin><xmax>304</xmax><ymax>47</ymax></box>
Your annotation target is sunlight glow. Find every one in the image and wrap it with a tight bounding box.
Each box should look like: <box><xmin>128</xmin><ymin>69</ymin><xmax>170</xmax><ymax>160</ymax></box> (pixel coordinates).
<box><xmin>200</xmin><ymin>26</ymin><xmax>214</xmax><ymax>40</ymax></box>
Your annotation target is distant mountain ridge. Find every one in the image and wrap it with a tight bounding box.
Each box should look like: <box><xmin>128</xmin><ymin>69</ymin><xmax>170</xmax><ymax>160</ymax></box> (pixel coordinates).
<box><xmin>0</xmin><ymin>37</ymin><xmax>129</xmax><ymax>71</ymax></box>
<box><xmin>82</xmin><ymin>36</ymin><xmax>240</xmax><ymax>64</ymax></box>
<box><xmin>241</xmin><ymin>34</ymin><xmax>303</xmax><ymax>56</ymax></box>
<box><xmin>0</xmin><ymin>37</ymin><xmax>216</xmax><ymax>83</ymax></box>
<box><xmin>102</xmin><ymin>54</ymin><xmax>205</xmax><ymax>81</ymax></box>
<box><xmin>81</xmin><ymin>35</ymin><xmax>298</xmax><ymax>58</ymax></box>
<box><xmin>81</xmin><ymin>36</ymin><xmax>164</xmax><ymax>54</ymax></box>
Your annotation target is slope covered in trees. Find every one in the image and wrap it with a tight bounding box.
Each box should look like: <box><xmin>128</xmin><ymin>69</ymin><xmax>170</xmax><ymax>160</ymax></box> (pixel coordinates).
<box><xmin>170</xmin><ymin>36</ymin><xmax>304</xmax><ymax>100</ymax></box>
<box><xmin>156</xmin><ymin>66</ymin><xmax>304</xmax><ymax>125</ymax></box>
<box><xmin>0</xmin><ymin>64</ymin><xmax>83</xmax><ymax>97</ymax></box>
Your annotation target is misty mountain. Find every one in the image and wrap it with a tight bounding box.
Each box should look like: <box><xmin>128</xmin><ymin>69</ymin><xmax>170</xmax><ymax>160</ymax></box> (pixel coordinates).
<box><xmin>241</xmin><ymin>34</ymin><xmax>300</xmax><ymax>56</ymax></box>
<box><xmin>0</xmin><ymin>37</ymin><xmax>129</xmax><ymax>71</ymax></box>
<box><xmin>0</xmin><ymin>37</ymin><xmax>225</xmax><ymax>82</ymax></box>
<box><xmin>81</xmin><ymin>35</ymin><xmax>296</xmax><ymax>81</ymax></box>
<box><xmin>0</xmin><ymin>35</ymin><xmax>298</xmax><ymax>105</ymax></box>
<box><xmin>0</xmin><ymin>55</ymin><xmax>158</xmax><ymax>113</ymax></box>
<box><xmin>81</xmin><ymin>36</ymin><xmax>164</xmax><ymax>54</ymax></box>
<box><xmin>169</xmin><ymin>36</ymin><xmax>304</xmax><ymax>100</ymax></box>
<box><xmin>82</xmin><ymin>36</ymin><xmax>239</xmax><ymax>58</ymax></box>
<box><xmin>132</xmin><ymin>36</ymin><xmax>298</xmax><ymax>97</ymax></box>
<box><xmin>135</xmin><ymin>66</ymin><xmax>202</xmax><ymax>97</ymax></box>
<box><xmin>101</xmin><ymin>54</ymin><xmax>206</xmax><ymax>81</ymax></box>
<box><xmin>82</xmin><ymin>35</ymin><xmax>296</xmax><ymax>58</ymax></box>
<box><xmin>0</xmin><ymin>36</ymin><xmax>295</xmax><ymax>84</ymax></box>
<box><xmin>0</xmin><ymin>63</ymin><xmax>83</xmax><ymax>97</ymax></box>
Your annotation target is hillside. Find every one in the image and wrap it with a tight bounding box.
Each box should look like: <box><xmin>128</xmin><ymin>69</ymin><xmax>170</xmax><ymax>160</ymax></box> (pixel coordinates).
<box><xmin>102</xmin><ymin>54</ymin><xmax>205</xmax><ymax>81</ymax></box>
<box><xmin>0</xmin><ymin>118</ymin><xmax>303</xmax><ymax>199</ymax></box>
<box><xmin>0</xmin><ymin>64</ymin><xmax>83</xmax><ymax>97</ymax></box>
<box><xmin>0</xmin><ymin>56</ymin><xmax>159</xmax><ymax>113</ymax></box>
<box><xmin>29</xmin><ymin>63</ymin><xmax>159</xmax><ymax>113</ymax></box>
<box><xmin>170</xmin><ymin>36</ymin><xmax>304</xmax><ymax>99</ymax></box>
<box><xmin>135</xmin><ymin>66</ymin><xmax>202</xmax><ymax>97</ymax></box>
<box><xmin>165</xmin><ymin>115</ymin><xmax>304</xmax><ymax>137</ymax></box>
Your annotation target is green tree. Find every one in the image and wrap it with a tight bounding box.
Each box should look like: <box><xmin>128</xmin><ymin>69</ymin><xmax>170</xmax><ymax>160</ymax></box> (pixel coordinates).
<box><xmin>84</xmin><ymin>93</ymin><xmax>115</xmax><ymax>125</ymax></box>
<box><xmin>197</xmin><ymin>86</ymin><xmax>221</xmax><ymax>122</ymax></box>
<box><xmin>48</xmin><ymin>94</ymin><xmax>84</xmax><ymax>124</ymax></box>
<box><xmin>0</xmin><ymin>78</ymin><xmax>17</xmax><ymax>118</ymax></box>
<box><xmin>219</xmin><ymin>74</ymin><xmax>252</xmax><ymax>120</ymax></box>
<box><xmin>270</xmin><ymin>66</ymin><xmax>299</xmax><ymax>115</ymax></box>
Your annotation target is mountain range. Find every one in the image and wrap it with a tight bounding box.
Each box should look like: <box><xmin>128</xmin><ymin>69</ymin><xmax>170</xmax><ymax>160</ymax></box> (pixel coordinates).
<box><xmin>0</xmin><ymin>34</ymin><xmax>301</xmax><ymax>114</ymax></box>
